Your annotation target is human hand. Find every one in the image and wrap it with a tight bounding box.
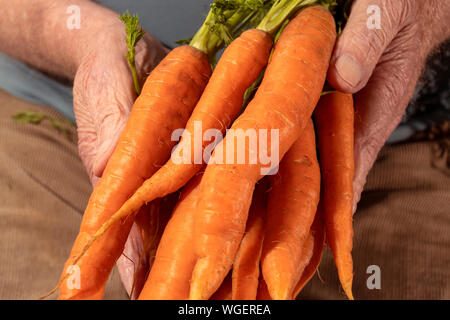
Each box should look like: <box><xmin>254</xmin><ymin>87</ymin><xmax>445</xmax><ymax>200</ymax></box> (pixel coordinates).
<box><xmin>327</xmin><ymin>0</ymin><xmax>450</xmax><ymax>212</ymax></box>
<box><xmin>73</xmin><ymin>22</ymin><xmax>168</xmax><ymax>298</ymax></box>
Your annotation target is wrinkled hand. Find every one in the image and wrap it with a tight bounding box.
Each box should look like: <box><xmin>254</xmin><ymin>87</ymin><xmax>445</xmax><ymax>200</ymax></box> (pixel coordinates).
<box><xmin>327</xmin><ymin>0</ymin><xmax>450</xmax><ymax>212</ymax></box>
<box><xmin>73</xmin><ymin>23</ymin><xmax>168</xmax><ymax>298</ymax></box>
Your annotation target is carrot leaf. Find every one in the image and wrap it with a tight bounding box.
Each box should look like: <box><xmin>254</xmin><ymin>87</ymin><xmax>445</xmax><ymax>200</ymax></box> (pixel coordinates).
<box><xmin>13</xmin><ymin>110</ymin><xmax>75</xmax><ymax>139</ymax></box>
<box><xmin>120</xmin><ymin>11</ymin><xmax>145</xmax><ymax>95</ymax></box>
<box><xmin>13</xmin><ymin>110</ymin><xmax>46</xmax><ymax>124</ymax></box>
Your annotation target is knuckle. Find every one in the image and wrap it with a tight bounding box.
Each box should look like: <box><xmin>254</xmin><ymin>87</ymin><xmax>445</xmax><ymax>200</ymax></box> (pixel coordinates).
<box><xmin>341</xmin><ymin>28</ymin><xmax>385</xmax><ymax>66</ymax></box>
<box><xmin>381</xmin><ymin>0</ymin><xmax>411</xmax><ymax>28</ymax></box>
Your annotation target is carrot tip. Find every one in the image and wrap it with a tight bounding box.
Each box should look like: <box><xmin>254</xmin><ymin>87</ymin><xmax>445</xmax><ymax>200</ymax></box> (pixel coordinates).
<box><xmin>39</xmin><ymin>285</ymin><xmax>59</xmax><ymax>300</ymax></box>
<box><xmin>263</xmin><ymin>271</ymin><xmax>295</xmax><ymax>301</ymax></box>
<box><xmin>266</xmin><ymin>281</ymin><xmax>294</xmax><ymax>301</ymax></box>
<box><xmin>189</xmin><ymin>278</ymin><xmax>207</xmax><ymax>300</ymax></box>
<box><xmin>342</xmin><ymin>283</ymin><xmax>354</xmax><ymax>300</ymax></box>
<box><xmin>189</xmin><ymin>257</ymin><xmax>227</xmax><ymax>300</ymax></box>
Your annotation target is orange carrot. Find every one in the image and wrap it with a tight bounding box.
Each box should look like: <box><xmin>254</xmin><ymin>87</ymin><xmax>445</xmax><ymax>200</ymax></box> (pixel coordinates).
<box><xmin>211</xmin><ymin>273</ymin><xmax>233</xmax><ymax>300</ymax></box>
<box><xmin>257</xmin><ymin>207</ymin><xmax>325</xmax><ymax>300</ymax></box>
<box><xmin>55</xmin><ymin>47</ymin><xmax>211</xmax><ymax>300</ymax></box>
<box><xmin>261</xmin><ymin>119</ymin><xmax>320</xmax><ymax>300</ymax></box>
<box><xmin>54</xmin><ymin>3</ymin><xmax>267</xmax><ymax>299</ymax></box>
<box><xmin>257</xmin><ymin>279</ymin><xmax>272</xmax><ymax>300</ymax></box>
<box><xmin>101</xmin><ymin>29</ymin><xmax>273</xmax><ymax>226</ymax></box>
<box><xmin>53</xmin><ymin>7</ymin><xmax>275</xmax><ymax>297</ymax></box>
<box><xmin>93</xmin><ymin>0</ymin><xmax>323</xmax><ymax>252</ymax></box>
<box><xmin>259</xmin><ymin>234</ymin><xmax>315</xmax><ymax>301</ymax></box>
<box><xmin>138</xmin><ymin>174</ymin><xmax>203</xmax><ymax>300</ymax></box>
<box><xmin>127</xmin><ymin>194</ymin><xmax>180</xmax><ymax>299</ymax></box>
<box><xmin>256</xmin><ymin>232</ymin><xmax>315</xmax><ymax>301</ymax></box>
<box><xmin>190</xmin><ymin>6</ymin><xmax>336</xmax><ymax>300</ymax></box>
<box><xmin>135</xmin><ymin>192</ymin><xmax>179</xmax><ymax>271</ymax></box>
<box><xmin>314</xmin><ymin>92</ymin><xmax>355</xmax><ymax>300</ymax></box>
<box><xmin>292</xmin><ymin>204</ymin><xmax>325</xmax><ymax>298</ymax></box>
<box><xmin>232</xmin><ymin>179</ymin><xmax>268</xmax><ymax>300</ymax></box>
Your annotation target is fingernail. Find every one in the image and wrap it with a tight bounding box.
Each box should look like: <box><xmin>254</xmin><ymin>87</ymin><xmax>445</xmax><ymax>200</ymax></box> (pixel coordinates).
<box><xmin>334</xmin><ymin>55</ymin><xmax>362</xmax><ymax>88</ymax></box>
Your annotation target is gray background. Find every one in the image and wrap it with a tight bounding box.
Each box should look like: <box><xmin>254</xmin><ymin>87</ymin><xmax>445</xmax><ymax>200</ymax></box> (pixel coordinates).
<box><xmin>98</xmin><ymin>0</ymin><xmax>212</xmax><ymax>47</ymax></box>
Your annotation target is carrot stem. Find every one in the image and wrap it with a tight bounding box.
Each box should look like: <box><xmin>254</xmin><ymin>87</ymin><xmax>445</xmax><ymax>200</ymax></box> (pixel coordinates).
<box><xmin>120</xmin><ymin>12</ymin><xmax>146</xmax><ymax>95</ymax></box>
<box><xmin>190</xmin><ymin>0</ymin><xmax>272</xmax><ymax>61</ymax></box>
<box><xmin>190</xmin><ymin>11</ymin><xmax>219</xmax><ymax>56</ymax></box>
<box><xmin>257</xmin><ymin>0</ymin><xmax>314</xmax><ymax>34</ymax></box>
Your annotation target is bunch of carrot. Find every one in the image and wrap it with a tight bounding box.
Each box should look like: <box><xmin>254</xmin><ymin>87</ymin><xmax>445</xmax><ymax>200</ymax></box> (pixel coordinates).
<box><xmin>50</xmin><ymin>0</ymin><xmax>357</xmax><ymax>300</ymax></box>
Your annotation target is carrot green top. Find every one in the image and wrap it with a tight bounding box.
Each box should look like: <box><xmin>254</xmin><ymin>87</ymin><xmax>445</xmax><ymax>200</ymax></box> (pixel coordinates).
<box><xmin>190</xmin><ymin>0</ymin><xmax>274</xmax><ymax>60</ymax></box>
<box><xmin>257</xmin><ymin>0</ymin><xmax>341</xmax><ymax>35</ymax></box>
<box><xmin>120</xmin><ymin>12</ymin><xmax>146</xmax><ymax>95</ymax></box>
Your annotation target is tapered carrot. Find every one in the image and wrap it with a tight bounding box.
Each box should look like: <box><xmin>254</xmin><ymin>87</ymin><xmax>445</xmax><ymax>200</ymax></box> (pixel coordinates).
<box><xmin>258</xmin><ymin>207</ymin><xmax>325</xmax><ymax>300</ymax></box>
<box><xmin>261</xmin><ymin>119</ymin><xmax>320</xmax><ymax>300</ymax></box>
<box><xmin>257</xmin><ymin>232</ymin><xmax>315</xmax><ymax>301</ymax></box>
<box><xmin>292</xmin><ymin>203</ymin><xmax>325</xmax><ymax>298</ymax></box>
<box><xmin>138</xmin><ymin>174</ymin><xmax>203</xmax><ymax>300</ymax></box>
<box><xmin>211</xmin><ymin>273</ymin><xmax>233</xmax><ymax>300</ymax></box>
<box><xmin>190</xmin><ymin>6</ymin><xmax>336</xmax><ymax>300</ymax></box>
<box><xmin>232</xmin><ymin>179</ymin><xmax>268</xmax><ymax>300</ymax></box>
<box><xmin>314</xmin><ymin>92</ymin><xmax>355</xmax><ymax>300</ymax></box>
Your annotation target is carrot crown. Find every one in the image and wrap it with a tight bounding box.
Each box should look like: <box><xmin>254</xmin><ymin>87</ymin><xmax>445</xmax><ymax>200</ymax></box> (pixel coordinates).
<box><xmin>257</xmin><ymin>0</ymin><xmax>341</xmax><ymax>35</ymax></box>
<box><xmin>189</xmin><ymin>0</ymin><xmax>273</xmax><ymax>61</ymax></box>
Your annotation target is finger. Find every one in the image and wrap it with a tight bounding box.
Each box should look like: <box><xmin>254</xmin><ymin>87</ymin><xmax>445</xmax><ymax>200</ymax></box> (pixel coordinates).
<box><xmin>92</xmin><ymin>116</ymin><xmax>127</xmax><ymax>178</ymax></box>
<box><xmin>73</xmin><ymin>54</ymin><xmax>134</xmax><ymax>183</ymax></box>
<box><xmin>135</xmin><ymin>34</ymin><xmax>171</xmax><ymax>85</ymax></box>
<box><xmin>92</xmin><ymin>83</ymin><xmax>136</xmax><ymax>177</ymax></box>
<box><xmin>91</xmin><ymin>175</ymin><xmax>100</xmax><ymax>188</ymax></box>
<box><xmin>76</xmin><ymin>125</ymin><xmax>98</xmax><ymax>184</ymax></box>
<box><xmin>328</xmin><ymin>0</ymin><xmax>414</xmax><ymax>93</ymax></box>
<box><xmin>352</xmin><ymin>28</ymin><xmax>425</xmax><ymax>212</ymax></box>
<box><xmin>117</xmin><ymin>222</ymin><xmax>147</xmax><ymax>299</ymax></box>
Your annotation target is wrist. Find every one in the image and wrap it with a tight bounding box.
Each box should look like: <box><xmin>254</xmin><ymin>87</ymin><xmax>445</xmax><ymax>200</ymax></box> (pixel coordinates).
<box><xmin>40</xmin><ymin>0</ymin><xmax>121</xmax><ymax>78</ymax></box>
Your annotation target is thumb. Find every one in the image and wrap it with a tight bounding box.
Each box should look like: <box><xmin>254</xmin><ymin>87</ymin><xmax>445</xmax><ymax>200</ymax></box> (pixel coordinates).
<box><xmin>92</xmin><ymin>115</ymin><xmax>127</xmax><ymax>178</ymax></box>
<box><xmin>351</xmin><ymin>33</ymin><xmax>423</xmax><ymax>213</ymax></box>
<box><xmin>328</xmin><ymin>0</ymin><xmax>410</xmax><ymax>93</ymax></box>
